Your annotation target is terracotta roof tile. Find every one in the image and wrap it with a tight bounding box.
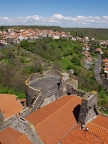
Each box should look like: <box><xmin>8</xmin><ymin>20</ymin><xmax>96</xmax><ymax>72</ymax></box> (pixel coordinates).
<box><xmin>103</xmin><ymin>68</ymin><xmax>108</xmax><ymax>71</ymax></box>
<box><xmin>105</xmin><ymin>64</ymin><xmax>108</xmax><ymax>67</ymax></box>
<box><xmin>60</xmin><ymin>125</ymin><xmax>104</xmax><ymax>144</ymax></box>
<box><xmin>86</xmin><ymin>122</ymin><xmax>108</xmax><ymax>142</ymax></box>
<box><xmin>85</xmin><ymin>57</ymin><xmax>92</xmax><ymax>61</ymax></box>
<box><xmin>0</xmin><ymin>127</ymin><xmax>32</xmax><ymax>144</ymax></box>
<box><xmin>26</xmin><ymin>96</ymin><xmax>75</xmax><ymax>125</ymax></box>
<box><xmin>103</xmin><ymin>59</ymin><xmax>108</xmax><ymax>63</ymax></box>
<box><xmin>26</xmin><ymin>96</ymin><xmax>82</xmax><ymax>144</ymax></box>
<box><xmin>0</xmin><ymin>94</ymin><xmax>23</xmax><ymax>119</ymax></box>
<box><xmin>92</xmin><ymin>115</ymin><xmax>108</xmax><ymax>129</ymax></box>
<box><xmin>84</xmin><ymin>51</ymin><xmax>90</xmax><ymax>55</ymax></box>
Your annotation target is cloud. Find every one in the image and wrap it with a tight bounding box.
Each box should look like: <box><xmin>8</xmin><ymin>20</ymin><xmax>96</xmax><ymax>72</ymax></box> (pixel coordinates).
<box><xmin>0</xmin><ymin>14</ymin><xmax>108</xmax><ymax>28</ymax></box>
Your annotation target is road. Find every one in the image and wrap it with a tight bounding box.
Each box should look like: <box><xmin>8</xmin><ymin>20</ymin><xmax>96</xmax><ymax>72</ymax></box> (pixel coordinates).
<box><xmin>94</xmin><ymin>54</ymin><xmax>103</xmax><ymax>85</ymax></box>
<box><xmin>94</xmin><ymin>54</ymin><xmax>108</xmax><ymax>88</ymax></box>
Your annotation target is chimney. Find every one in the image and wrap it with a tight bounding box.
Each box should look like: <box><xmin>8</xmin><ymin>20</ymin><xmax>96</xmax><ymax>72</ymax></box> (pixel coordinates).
<box><xmin>78</xmin><ymin>91</ymin><xmax>98</xmax><ymax>125</ymax></box>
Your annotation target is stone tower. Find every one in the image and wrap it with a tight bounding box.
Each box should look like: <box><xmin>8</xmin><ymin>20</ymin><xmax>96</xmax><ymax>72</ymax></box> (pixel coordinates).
<box><xmin>25</xmin><ymin>70</ymin><xmax>64</xmax><ymax>108</ymax></box>
<box><xmin>78</xmin><ymin>91</ymin><xmax>98</xmax><ymax>125</ymax></box>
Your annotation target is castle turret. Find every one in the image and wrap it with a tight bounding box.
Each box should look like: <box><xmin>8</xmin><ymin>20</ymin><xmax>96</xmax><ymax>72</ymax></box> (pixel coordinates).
<box><xmin>78</xmin><ymin>91</ymin><xmax>98</xmax><ymax>125</ymax></box>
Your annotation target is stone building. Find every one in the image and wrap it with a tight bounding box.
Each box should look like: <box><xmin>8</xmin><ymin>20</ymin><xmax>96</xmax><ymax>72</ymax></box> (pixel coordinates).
<box><xmin>25</xmin><ymin>70</ymin><xmax>85</xmax><ymax>109</ymax></box>
<box><xmin>0</xmin><ymin>70</ymin><xmax>108</xmax><ymax>143</ymax></box>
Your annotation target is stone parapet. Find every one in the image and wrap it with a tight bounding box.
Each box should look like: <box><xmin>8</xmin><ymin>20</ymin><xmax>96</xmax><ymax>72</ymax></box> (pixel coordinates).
<box><xmin>66</xmin><ymin>83</ymin><xmax>86</xmax><ymax>97</ymax></box>
<box><xmin>29</xmin><ymin>73</ymin><xmax>41</xmax><ymax>81</ymax></box>
<box><xmin>43</xmin><ymin>70</ymin><xmax>62</xmax><ymax>79</ymax></box>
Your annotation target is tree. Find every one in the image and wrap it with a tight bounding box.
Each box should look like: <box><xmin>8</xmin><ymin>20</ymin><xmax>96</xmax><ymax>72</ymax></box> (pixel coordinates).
<box><xmin>52</xmin><ymin>61</ymin><xmax>61</xmax><ymax>71</ymax></box>
<box><xmin>0</xmin><ymin>52</ymin><xmax>4</xmax><ymax>60</ymax></box>
<box><xmin>0</xmin><ymin>26</ymin><xmax>4</xmax><ymax>32</ymax></box>
<box><xmin>5</xmin><ymin>49</ymin><xmax>15</xmax><ymax>59</ymax></box>
<box><xmin>32</xmin><ymin>58</ymin><xmax>43</xmax><ymax>73</ymax></box>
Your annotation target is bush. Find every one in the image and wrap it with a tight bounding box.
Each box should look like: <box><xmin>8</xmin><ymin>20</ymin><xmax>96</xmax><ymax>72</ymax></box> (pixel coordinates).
<box><xmin>71</xmin><ymin>56</ymin><xmax>81</xmax><ymax>66</ymax></box>
<box><xmin>20</xmin><ymin>57</ymin><xmax>25</xmax><ymax>63</ymax></box>
<box><xmin>0</xmin><ymin>52</ymin><xmax>4</xmax><ymax>60</ymax></box>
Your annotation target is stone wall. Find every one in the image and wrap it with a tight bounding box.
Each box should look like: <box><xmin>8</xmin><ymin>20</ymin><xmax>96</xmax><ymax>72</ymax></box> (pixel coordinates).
<box><xmin>0</xmin><ymin>111</ymin><xmax>4</xmax><ymax>127</ymax></box>
<box><xmin>0</xmin><ymin>111</ymin><xmax>43</xmax><ymax>144</ymax></box>
<box><xmin>25</xmin><ymin>79</ymin><xmax>42</xmax><ymax>107</ymax></box>
<box><xmin>69</xmin><ymin>79</ymin><xmax>78</xmax><ymax>89</ymax></box>
<box><xmin>66</xmin><ymin>84</ymin><xmax>86</xmax><ymax>97</ymax></box>
<box><xmin>19</xmin><ymin>107</ymin><xmax>34</xmax><ymax>117</ymax></box>
<box><xmin>43</xmin><ymin>70</ymin><xmax>62</xmax><ymax>79</ymax></box>
<box><xmin>29</xmin><ymin>73</ymin><xmax>41</xmax><ymax>81</ymax></box>
<box><xmin>32</xmin><ymin>94</ymin><xmax>44</xmax><ymax>109</ymax></box>
<box><xmin>0</xmin><ymin>115</ymin><xmax>17</xmax><ymax>131</ymax></box>
<box><xmin>78</xmin><ymin>91</ymin><xmax>98</xmax><ymax>125</ymax></box>
<box><xmin>41</xmin><ymin>95</ymin><xmax>56</xmax><ymax>107</ymax></box>
<box><xmin>10</xmin><ymin>116</ymin><xmax>43</xmax><ymax>144</ymax></box>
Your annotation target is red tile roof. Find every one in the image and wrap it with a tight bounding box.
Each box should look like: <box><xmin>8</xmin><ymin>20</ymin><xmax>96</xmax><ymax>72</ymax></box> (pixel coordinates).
<box><xmin>0</xmin><ymin>94</ymin><xmax>23</xmax><ymax>119</ymax></box>
<box><xmin>96</xmin><ymin>48</ymin><xmax>102</xmax><ymax>52</ymax></box>
<box><xmin>103</xmin><ymin>59</ymin><xmax>108</xmax><ymax>63</ymax></box>
<box><xmin>86</xmin><ymin>122</ymin><xmax>108</xmax><ymax>143</ymax></box>
<box><xmin>26</xmin><ymin>96</ymin><xmax>75</xmax><ymax>126</ymax></box>
<box><xmin>103</xmin><ymin>68</ymin><xmax>108</xmax><ymax>71</ymax></box>
<box><xmin>84</xmin><ymin>51</ymin><xmax>90</xmax><ymax>55</ymax></box>
<box><xmin>0</xmin><ymin>127</ymin><xmax>32</xmax><ymax>144</ymax></box>
<box><xmin>85</xmin><ymin>57</ymin><xmax>92</xmax><ymax>61</ymax></box>
<box><xmin>26</xmin><ymin>96</ymin><xmax>82</xmax><ymax>144</ymax></box>
<box><xmin>105</xmin><ymin>64</ymin><xmax>108</xmax><ymax>67</ymax></box>
<box><xmin>60</xmin><ymin>124</ymin><xmax>104</xmax><ymax>144</ymax></box>
<box><xmin>86</xmin><ymin>115</ymin><xmax>108</xmax><ymax>143</ymax></box>
<box><xmin>92</xmin><ymin>115</ymin><xmax>108</xmax><ymax>129</ymax></box>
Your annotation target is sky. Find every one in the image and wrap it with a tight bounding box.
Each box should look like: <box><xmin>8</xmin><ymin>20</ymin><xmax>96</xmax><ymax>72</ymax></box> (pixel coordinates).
<box><xmin>0</xmin><ymin>0</ymin><xmax>108</xmax><ymax>28</ymax></box>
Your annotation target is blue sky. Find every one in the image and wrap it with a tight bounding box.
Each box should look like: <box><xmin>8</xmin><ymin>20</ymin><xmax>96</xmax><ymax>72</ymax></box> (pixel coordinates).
<box><xmin>0</xmin><ymin>0</ymin><xmax>108</xmax><ymax>28</ymax></box>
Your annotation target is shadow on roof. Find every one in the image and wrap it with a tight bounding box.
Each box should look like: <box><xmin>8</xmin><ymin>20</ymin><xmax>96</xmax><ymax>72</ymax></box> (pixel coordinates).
<box><xmin>73</xmin><ymin>104</ymin><xmax>81</xmax><ymax>123</ymax></box>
